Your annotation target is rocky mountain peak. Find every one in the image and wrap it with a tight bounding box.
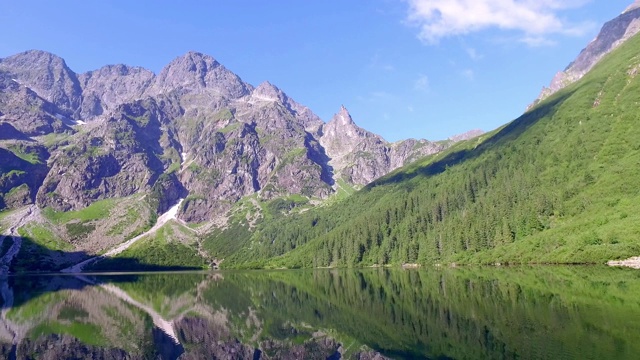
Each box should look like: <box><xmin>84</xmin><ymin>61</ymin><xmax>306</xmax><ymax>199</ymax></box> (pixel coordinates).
<box><xmin>330</xmin><ymin>105</ymin><xmax>355</xmax><ymax>127</ymax></box>
<box><xmin>78</xmin><ymin>64</ymin><xmax>156</xmax><ymax>119</ymax></box>
<box><xmin>84</xmin><ymin>63</ymin><xmax>153</xmax><ymax>78</ymax></box>
<box><xmin>149</xmin><ymin>51</ymin><xmax>251</xmax><ymax>99</ymax></box>
<box><xmin>0</xmin><ymin>49</ymin><xmax>82</xmax><ymax>115</ymax></box>
<box><xmin>252</xmin><ymin>81</ymin><xmax>285</xmax><ymax>102</ymax></box>
<box><xmin>530</xmin><ymin>4</ymin><xmax>640</xmax><ymax>107</ymax></box>
<box><xmin>0</xmin><ymin>50</ymin><xmax>68</xmax><ymax>71</ymax></box>
<box><xmin>0</xmin><ymin>49</ymin><xmax>471</xmax><ymax>231</ymax></box>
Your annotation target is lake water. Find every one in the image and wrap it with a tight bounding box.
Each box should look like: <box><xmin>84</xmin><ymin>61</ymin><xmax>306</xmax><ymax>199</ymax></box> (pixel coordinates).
<box><xmin>0</xmin><ymin>266</ymin><xmax>639</xmax><ymax>359</ymax></box>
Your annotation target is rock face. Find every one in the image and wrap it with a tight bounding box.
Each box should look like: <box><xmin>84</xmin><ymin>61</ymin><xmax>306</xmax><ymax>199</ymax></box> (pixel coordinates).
<box><xmin>78</xmin><ymin>64</ymin><xmax>155</xmax><ymax>120</ymax></box>
<box><xmin>0</xmin><ymin>50</ymin><xmax>82</xmax><ymax>118</ymax></box>
<box><xmin>531</xmin><ymin>4</ymin><xmax>640</xmax><ymax>107</ymax></box>
<box><xmin>319</xmin><ymin>106</ymin><xmax>453</xmax><ymax>185</ymax></box>
<box><xmin>0</xmin><ymin>49</ymin><xmax>474</xmax><ymax>227</ymax></box>
<box><xmin>448</xmin><ymin>129</ymin><xmax>484</xmax><ymax>143</ymax></box>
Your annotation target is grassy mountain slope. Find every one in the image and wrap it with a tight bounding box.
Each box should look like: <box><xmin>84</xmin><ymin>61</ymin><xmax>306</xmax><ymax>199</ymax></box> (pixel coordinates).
<box><xmin>215</xmin><ymin>32</ymin><xmax>640</xmax><ymax>269</ymax></box>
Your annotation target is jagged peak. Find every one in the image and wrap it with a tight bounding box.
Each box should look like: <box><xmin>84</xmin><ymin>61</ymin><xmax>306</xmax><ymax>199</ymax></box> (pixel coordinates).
<box><xmin>252</xmin><ymin>81</ymin><xmax>285</xmax><ymax>101</ymax></box>
<box><xmin>329</xmin><ymin>105</ymin><xmax>355</xmax><ymax>126</ymax></box>
<box><xmin>182</xmin><ymin>50</ymin><xmax>219</xmax><ymax>64</ymax></box>
<box><xmin>160</xmin><ymin>51</ymin><xmax>221</xmax><ymax>74</ymax></box>
<box><xmin>83</xmin><ymin>63</ymin><xmax>155</xmax><ymax>77</ymax></box>
<box><xmin>0</xmin><ymin>49</ymin><xmax>71</xmax><ymax>70</ymax></box>
<box><xmin>2</xmin><ymin>49</ymin><xmax>63</xmax><ymax>61</ymax></box>
<box><xmin>151</xmin><ymin>51</ymin><xmax>251</xmax><ymax>98</ymax></box>
<box><xmin>255</xmin><ymin>80</ymin><xmax>279</xmax><ymax>92</ymax></box>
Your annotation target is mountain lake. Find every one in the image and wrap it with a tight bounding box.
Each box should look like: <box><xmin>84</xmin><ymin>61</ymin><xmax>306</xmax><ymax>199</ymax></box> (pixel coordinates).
<box><xmin>0</xmin><ymin>266</ymin><xmax>638</xmax><ymax>359</ymax></box>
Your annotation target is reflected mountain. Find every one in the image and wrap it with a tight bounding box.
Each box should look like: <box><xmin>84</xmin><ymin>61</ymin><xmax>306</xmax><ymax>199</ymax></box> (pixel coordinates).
<box><xmin>1</xmin><ymin>236</ymin><xmax>206</xmax><ymax>274</ymax></box>
<box><xmin>1</xmin><ymin>267</ymin><xmax>640</xmax><ymax>359</ymax></box>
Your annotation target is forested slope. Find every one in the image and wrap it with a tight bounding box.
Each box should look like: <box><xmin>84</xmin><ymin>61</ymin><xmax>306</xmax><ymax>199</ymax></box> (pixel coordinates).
<box><xmin>214</xmin><ymin>30</ymin><xmax>640</xmax><ymax>268</ymax></box>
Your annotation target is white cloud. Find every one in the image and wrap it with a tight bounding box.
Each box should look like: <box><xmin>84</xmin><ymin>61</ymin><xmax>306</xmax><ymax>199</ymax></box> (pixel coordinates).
<box><xmin>414</xmin><ymin>74</ymin><xmax>430</xmax><ymax>91</ymax></box>
<box><xmin>461</xmin><ymin>69</ymin><xmax>474</xmax><ymax>80</ymax></box>
<box><xmin>520</xmin><ymin>36</ymin><xmax>557</xmax><ymax>47</ymax></box>
<box><xmin>466</xmin><ymin>47</ymin><xmax>483</xmax><ymax>60</ymax></box>
<box><xmin>406</xmin><ymin>0</ymin><xmax>592</xmax><ymax>45</ymax></box>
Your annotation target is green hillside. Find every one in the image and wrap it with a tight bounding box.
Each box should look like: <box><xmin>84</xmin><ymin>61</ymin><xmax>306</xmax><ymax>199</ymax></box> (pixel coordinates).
<box><xmin>213</xmin><ymin>31</ymin><xmax>640</xmax><ymax>269</ymax></box>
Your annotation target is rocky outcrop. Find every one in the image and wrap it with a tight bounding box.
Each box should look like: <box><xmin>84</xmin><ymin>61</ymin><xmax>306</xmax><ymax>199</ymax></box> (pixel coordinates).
<box><xmin>176</xmin><ymin>92</ymin><xmax>332</xmax><ymax>221</ymax></box>
<box><xmin>0</xmin><ymin>50</ymin><xmax>82</xmax><ymax>118</ymax></box>
<box><xmin>0</xmin><ymin>69</ymin><xmax>73</xmax><ymax>136</ymax></box>
<box><xmin>35</xmin><ymin>98</ymin><xmax>181</xmax><ymax>211</ymax></box>
<box><xmin>78</xmin><ymin>64</ymin><xmax>155</xmax><ymax>120</ymax></box>
<box><xmin>319</xmin><ymin>106</ymin><xmax>448</xmax><ymax>185</ymax></box>
<box><xmin>448</xmin><ymin>129</ymin><xmax>484</xmax><ymax>143</ymax></box>
<box><xmin>15</xmin><ymin>335</ymin><xmax>135</xmax><ymax>360</ymax></box>
<box><xmin>250</xmin><ymin>81</ymin><xmax>324</xmax><ymax>134</ymax></box>
<box><xmin>0</xmin><ymin>147</ymin><xmax>49</xmax><ymax>208</ymax></box>
<box><xmin>147</xmin><ymin>51</ymin><xmax>251</xmax><ymax>101</ymax></box>
<box><xmin>531</xmin><ymin>5</ymin><xmax>640</xmax><ymax>107</ymax></box>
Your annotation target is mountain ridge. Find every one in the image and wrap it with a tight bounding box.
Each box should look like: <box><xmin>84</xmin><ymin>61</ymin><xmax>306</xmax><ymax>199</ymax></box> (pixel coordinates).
<box><xmin>531</xmin><ymin>5</ymin><xmax>640</xmax><ymax>107</ymax></box>
<box><xmin>0</xmin><ymin>48</ymin><xmax>482</xmax><ymax>270</ymax></box>
<box><xmin>203</xmin><ymin>6</ymin><xmax>640</xmax><ymax>269</ymax></box>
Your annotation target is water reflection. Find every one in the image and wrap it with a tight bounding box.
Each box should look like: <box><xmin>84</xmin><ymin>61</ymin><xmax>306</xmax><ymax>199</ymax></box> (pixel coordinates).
<box><xmin>0</xmin><ymin>267</ymin><xmax>639</xmax><ymax>359</ymax></box>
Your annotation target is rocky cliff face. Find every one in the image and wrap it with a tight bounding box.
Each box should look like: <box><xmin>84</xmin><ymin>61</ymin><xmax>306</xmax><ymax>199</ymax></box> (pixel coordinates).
<box><xmin>319</xmin><ymin>106</ymin><xmax>452</xmax><ymax>185</ymax></box>
<box><xmin>531</xmin><ymin>4</ymin><xmax>640</xmax><ymax>107</ymax></box>
<box><xmin>78</xmin><ymin>64</ymin><xmax>155</xmax><ymax>120</ymax></box>
<box><xmin>0</xmin><ymin>49</ymin><xmax>475</xmax><ymax>237</ymax></box>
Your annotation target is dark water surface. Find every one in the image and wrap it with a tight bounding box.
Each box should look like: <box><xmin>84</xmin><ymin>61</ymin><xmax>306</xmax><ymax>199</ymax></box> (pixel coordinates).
<box><xmin>0</xmin><ymin>266</ymin><xmax>639</xmax><ymax>359</ymax></box>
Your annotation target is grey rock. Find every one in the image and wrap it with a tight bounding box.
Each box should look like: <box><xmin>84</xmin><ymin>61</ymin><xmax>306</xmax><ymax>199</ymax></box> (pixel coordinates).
<box><xmin>78</xmin><ymin>64</ymin><xmax>155</xmax><ymax>119</ymax></box>
<box><xmin>0</xmin><ymin>69</ymin><xmax>73</xmax><ymax>136</ymax></box>
<box><xmin>531</xmin><ymin>5</ymin><xmax>640</xmax><ymax>107</ymax></box>
<box><xmin>0</xmin><ymin>146</ymin><xmax>49</xmax><ymax>210</ymax></box>
<box><xmin>147</xmin><ymin>51</ymin><xmax>251</xmax><ymax>101</ymax></box>
<box><xmin>448</xmin><ymin>129</ymin><xmax>484</xmax><ymax>142</ymax></box>
<box><xmin>320</xmin><ymin>106</ymin><xmax>447</xmax><ymax>186</ymax></box>
<box><xmin>0</xmin><ymin>50</ymin><xmax>82</xmax><ymax>118</ymax></box>
<box><xmin>0</xmin><ymin>48</ymin><xmax>476</xmax><ymax>242</ymax></box>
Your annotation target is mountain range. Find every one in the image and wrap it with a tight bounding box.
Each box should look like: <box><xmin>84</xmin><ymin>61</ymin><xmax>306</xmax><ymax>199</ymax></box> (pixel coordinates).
<box><xmin>2</xmin><ymin>2</ymin><xmax>640</xmax><ymax>271</ymax></box>
<box><xmin>0</xmin><ymin>45</ymin><xmax>479</xmax><ymax>269</ymax></box>
<box><xmin>0</xmin><ymin>50</ymin><xmax>473</xmax><ymax>219</ymax></box>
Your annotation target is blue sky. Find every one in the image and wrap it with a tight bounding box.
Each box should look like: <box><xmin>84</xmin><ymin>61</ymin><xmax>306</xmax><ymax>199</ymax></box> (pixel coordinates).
<box><xmin>0</xmin><ymin>0</ymin><xmax>634</xmax><ymax>141</ymax></box>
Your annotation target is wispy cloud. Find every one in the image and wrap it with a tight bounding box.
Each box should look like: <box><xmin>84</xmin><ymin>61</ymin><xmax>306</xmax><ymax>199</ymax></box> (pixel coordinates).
<box><xmin>460</xmin><ymin>69</ymin><xmax>474</xmax><ymax>81</ymax></box>
<box><xmin>520</xmin><ymin>36</ymin><xmax>557</xmax><ymax>47</ymax></box>
<box><xmin>406</xmin><ymin>0</ymin><xmax>592</xmax><ymax>45</ymax></box>
<box><xmin>465</xmin><ymin>47</ymin><xmax>483</xmax><ymax>60</ymax></box>
<box><xmin>414</xmin><ymin>74</ymin><xmax>430</xmax><ymax>91</ymax></box>
<box><xmin>369</xmin><ymin>52</ymin><xmax>396</xmax><ymax>72</ymax></box>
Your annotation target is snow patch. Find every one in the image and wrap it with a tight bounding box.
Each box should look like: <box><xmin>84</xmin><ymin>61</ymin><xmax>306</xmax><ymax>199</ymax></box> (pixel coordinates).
<box><xmin>61</xmin><ymin>198</ymin><xmax>185</xmax><ymax>273</ymax></box>
<box><xmin>55</xmin><ymin>113</ymin><xmax>86</xmax><ymax>126</ymax></box>
<box><xmin>250</xmin><ymin>94</ymin><xmax>277</xmax><ymax>102</ymax></box>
